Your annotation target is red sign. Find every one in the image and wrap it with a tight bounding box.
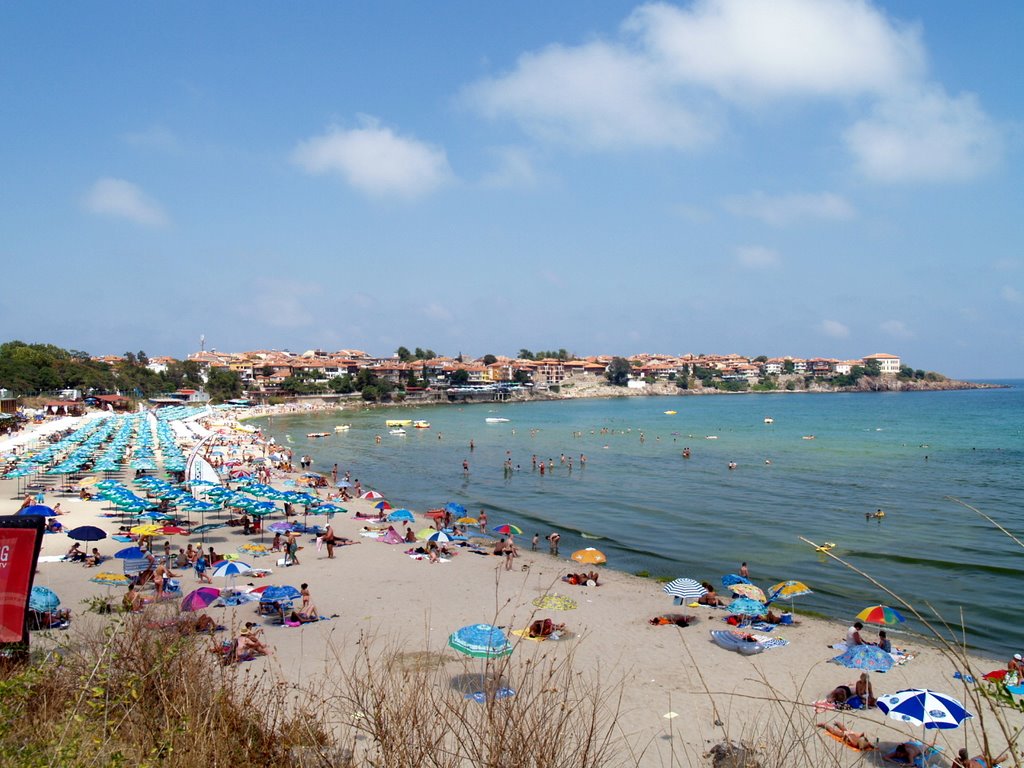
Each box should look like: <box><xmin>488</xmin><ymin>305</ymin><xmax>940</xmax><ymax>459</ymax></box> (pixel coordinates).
<box><xmin>0</xmin><ymin>527</ymin><xmax>41</xmax><ymax>642</ymax></box>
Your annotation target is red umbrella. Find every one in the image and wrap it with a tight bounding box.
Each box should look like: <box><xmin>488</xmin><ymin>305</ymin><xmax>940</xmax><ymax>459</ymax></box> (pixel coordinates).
<box><xmin>423</xmin><ymin>510</ymin><xmax>446</xmax><ymax>520</ymax></box>
<box><xmin>159</xmin><ymin>525</ymin><xmax>190</xmax><ymax>536</ymax></box>
<box><xmin>373</xmin><ymin>501</ymin><xmax>393</xmax><ymax>511</ymax></box>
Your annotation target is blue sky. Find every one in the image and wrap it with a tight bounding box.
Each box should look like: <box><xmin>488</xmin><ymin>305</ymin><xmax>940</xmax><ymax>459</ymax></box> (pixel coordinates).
<box><xmin>1</xmin><ymin>1</ymin><xmax>1021</xmax><ymax>377</ymax></box>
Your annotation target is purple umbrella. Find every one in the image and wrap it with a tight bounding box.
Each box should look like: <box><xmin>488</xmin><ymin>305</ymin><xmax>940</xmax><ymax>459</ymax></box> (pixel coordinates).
<box><xmin>181</xmin><ymin>587</ymin><xmax>221</xmax><ymax>612</ymax></box>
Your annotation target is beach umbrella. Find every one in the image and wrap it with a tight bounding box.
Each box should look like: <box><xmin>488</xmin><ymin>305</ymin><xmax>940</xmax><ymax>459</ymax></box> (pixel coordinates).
<box><xmin>428</xmin><ymin>530</ymin><xmax>453</xmax><ymax>543</ymax></box>
<box><xmin>387</xmin><ymin>509</ymin><xmax>415</xmax><ymax>523</ymax></box>
<box><xmin>17</xmin><ymin>504</ymin><xmax>53</xmax><ymax>517</ymax></box>
<box><xmin>67</xmin><ymin>525</ymin><xmax>107</xmax><ymax>542</ymax></box>
<box><xmin>571</xmin><ymin>548</ymin><xmax>606</xmax><ymax>565</ymax></box>
<box><xmin>857</xmin><ymin>605</ymin><xmax>906</xmax><ymax>626</ymax></box>
<box><xmin>238</xmin><ymin>543</ymin><xmax>269</xmax><ymax>555</ymax></box>
<box><xmin>729</xmin><ymin>583</ymin><xmax>767</xmax><ymax>602</ymax></box>
<box><xmin>531</xmin><ymin>594</ymin><xmax>577</xmax><ymax>611</ymax></box>
<box><xmin>212</xmin><ymin>560</ymin><xmax>252</xmax><ymax>578</ymax></box>
<box><xmin>260</xmin><ymin>585</ymin><xmax>301</xmax><ymax>602</ymax></box>
<box><xmin>130</xmin><ymin>524</ymin><xmax>164</xmax><ymax>537</ymax></box>
<box><xmin>423</xmin><ymin>510</ymin><xmax>446</xmax><ymax>520</ymax></box>
<box><xmin>373</xmin><ymin>501</ymin><xmax>393</xmax><ymax>511</ymax></box>
<box><xmin>768</xmin><ymin>580</ymin><xmax>813</xmax><ymax>602</ymax></box>
<box><xmin>494</xmin><ymin>524</ymin><xmax>522</xmax><ymax>536</ymax></box>
<box><xmin>29</xmin><ymin>586</ymin><xmax>60</xmax><ymax>612</ymax></box>
<box><xmin>448</xmin><ymin>623</ymin><xmax>513</xmax><ymax>659</ymax></box>
<box><xmin>191</xmin><ymin>523</ymin><xmax>225</xmax><ymax>534</ymax></box>
<box><xmin>181</xmin><ymin>587</ymin><xmax>221</xmax><ymax>612</ymax></box>
<box><xmin>662</xmin><ymin>578</ymin><xmax>708</xmax><ymax>602</ymax></box>
<box><xmin>876</xmin><ymin>689</ymin><xmax>972</xmax><ymax>730</ymax></box>
<box><xmin>416</xmin><ymin>527</ymin><xmax>438</xmax><ymax>540</ymax></box>
<box><xmin>722</xmin><ymin>574</ymin><xmax>751</xmax><ymax>587</ymax></box>
<box><xmin>445</xmin><ymin>502</ymin><xmax>467</xmax><ymax>516</ymax></box>
<box><xmin>457</xmin><ymin>516</ymin><xmax>478</xmax><ymax>525</ymax></box>
<box><xmin>158</xmin><ymin>525</ymin><xmax>189</xmax><ymax>536</ymax></box>
<box><xmin>726</xmin><ymin>597</ymin><xmax>767</xmax><ymax>616</ymax></box>
<box><xmin>114</xmin><ymin>546</ymin><xmax>148</xmax><ymax>559</ymax></box>
<box><xmin>336</xmin><ymin>480</ymin><xmax>351</xmax><ymax>488</ymax></box>
<box><xmin>360</xmin><ymin>490</ymin><xmax>384</xmax><ymax>500</ymax></box>
<box><xmin>831</xmin><ymin>644</ymin><xmax>894</xmax><ymax>672</ymax></box>
<box><xmin>269</xmin><ymin>521</ymin><xmax>298</xmax><ymax>533</ymax></box>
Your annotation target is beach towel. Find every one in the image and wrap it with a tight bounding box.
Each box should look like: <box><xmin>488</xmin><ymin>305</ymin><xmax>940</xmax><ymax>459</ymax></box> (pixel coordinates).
<box><xmin>38</xmin><ymin>555</ymin><xmax>65</xmax><ymax>563</ymax></box>
<box><xmin>822</xmin><ymin>728</ymin><xmax>876</xmax><ymax>752</ymax></box>
<box><xmin>953</xmin><ymin>671</ymin><xmax>976</xmax><ymax>683</ymax></box>
<box><xmin>814</xmin><ymin>700</ymin><xmax>839</xmax><ymax>714</ymax></box>
<box><xmin>464</xmin><ymin>687</ymin><xmax>516</xmax><ymax>704</ymax></box>
<box><xmin>112</xmin><ymin>535</ymin><xmax>133</xmax><ymax>542</ymax></box>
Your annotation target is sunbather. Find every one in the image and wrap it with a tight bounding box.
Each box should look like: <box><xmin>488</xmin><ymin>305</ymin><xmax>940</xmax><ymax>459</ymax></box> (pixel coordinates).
<box><xmin>817</xmin><ymin>721</ymin><xmax>873</xmax><ymax>750</ymax></box>
<box><xmin>954</xmin><ymin>748</ymin><xmax>1010</xmax><ymax>768</ymax></box>
<box><xmin>888</xmin><ymin>742</ymin><xmax>923</xmax><ymax>764</ymax></box>
<box><xmin>528</xmin><ymin>618</ymin><xmax>566</xmax><ymax>638</ymax></box>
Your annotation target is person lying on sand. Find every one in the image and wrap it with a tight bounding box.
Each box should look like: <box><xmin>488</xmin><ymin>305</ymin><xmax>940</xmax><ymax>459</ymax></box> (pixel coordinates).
<box><xmin>888</xmin><ymin>742</ymin><xmax>923</xmax><ymax>764</ymax></box>
<box><xmin>954</xmin><ymin>747</ymin><xmax>1011</xmax><ymax>768</ymax></box>
<box><xmin>817</xmin><ymin>721</ymin><xmax>873</xmax><ymax>750</ymax></box>
<box><xmin>528</xmin><ymin>618</ymin><xmax>566</xmax><ymax>638</ymax></box>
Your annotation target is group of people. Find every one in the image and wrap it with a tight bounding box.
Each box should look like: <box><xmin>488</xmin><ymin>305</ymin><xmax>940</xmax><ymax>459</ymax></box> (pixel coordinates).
<box><xmin>826</xmin><ymin>672</ymin><xmax>876</xmax><ymax>709</ymax></box>
<box><xmin>846</xmin><ymin>620</ymin><xmax>891</xmax><ymax>652</ymax></box>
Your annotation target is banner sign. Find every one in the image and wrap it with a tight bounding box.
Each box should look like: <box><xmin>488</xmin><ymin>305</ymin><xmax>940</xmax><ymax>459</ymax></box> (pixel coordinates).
<box><xmin>0</xmin><ymin>516</ymin><xmax>45</xmax><ymax>646</ymax></box>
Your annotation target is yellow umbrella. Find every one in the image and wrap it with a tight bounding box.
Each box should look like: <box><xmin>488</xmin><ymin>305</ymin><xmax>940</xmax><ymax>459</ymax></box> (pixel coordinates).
<box><xmin>457</xmin><ymin>517</ymin><xmax>478</xmax><ymax>525</ymax></box>
<box><xmin>238</xmin><ymin>543</ymin><xmax>269</xmax><ymax>555</ymax></box>
<box><xmin>571</xmin><ymin>547</ymin><xmax>606</xmax><ymax>565</ymax></box>
<box><xmin>729</xmin><ymin>583</ymin><xmax>766</xmax><ymax>602</ymax></box>
<box><xmin>130</xmin><ymin>524</ymin><xmax>163</xmax><ymax>537</ymax></box>
<box><xmin>416</xmin><ymin>527</ymin><xmax>438</xmax><ymax>540</ymax></box>
<box><xmin>77</xmin><ymin>476</ymin><xmax>100</xmax><ymax>489</ymax></box>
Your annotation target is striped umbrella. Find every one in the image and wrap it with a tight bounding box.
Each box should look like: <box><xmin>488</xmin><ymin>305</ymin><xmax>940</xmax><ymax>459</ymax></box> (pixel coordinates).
<box><xmin>448</xmin><ymin>624</ymin><xmax>513</xmax><ymax>659</ymax></box>
<box><xmin>494</xmin><ymin>524</ymin><xmax>522</xmax><ymax>535</ymax></box>
<box><xmin>428</xmin><ymin>530</ymin><xmax>453</xmax><ymax>543</ymax></box>
<box><xmin>768</xmin><ymin>580</ymin><xmax>813</xmax><ymax>601</ymax></box>
<box><xmin>729</xmin><ymin>583</ymin><xmax>767</xmax><ymax>602</ymax></box>
<box><xmin>857</xmin><ymin>605</ymin><xmax>906</xmax><ymax>626</ymax></box>
<box><xmin>662</xmin><ymin>578</ymin><xmax>707</xmax><ymax>602</ymax></box>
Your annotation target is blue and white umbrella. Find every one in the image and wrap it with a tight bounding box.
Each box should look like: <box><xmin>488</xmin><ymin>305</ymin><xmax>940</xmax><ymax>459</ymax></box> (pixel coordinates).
<box><xmin>876</xmin><ymin>689</ymin><xmax>973</xmax><ymax>730</ymax></box>
<box><xmin>260</xmin><ymin>584</ymin><xmax>302</xmax><ymax>603</ymax></box>
<box><xmin>428</xmin><ymin>530</ymin><xmax>453</xmax><ymax>543</ymax></box>
<box><xmin>662</xmin><ymin>578</ymin><xmax>708</xmax><ymax>601</ymax></box>
<box><xmin>211</xmin><ymin>560</ymin><xmax>252</xmax><ymax>578</ymax></box>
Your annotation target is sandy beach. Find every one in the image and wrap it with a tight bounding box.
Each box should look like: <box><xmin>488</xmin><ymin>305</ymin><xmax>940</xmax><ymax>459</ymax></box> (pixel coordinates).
<box><xmin>8</xmin><ymin>409</ymin><xmax>1022</xmax><ymax>766</ymax></box>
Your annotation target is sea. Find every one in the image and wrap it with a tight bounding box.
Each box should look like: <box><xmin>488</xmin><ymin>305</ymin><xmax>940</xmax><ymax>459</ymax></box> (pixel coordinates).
<box><xmin>252</xmin><ymin>382</ymin><xmax>1024</xmax><ymax>658</ymax></box>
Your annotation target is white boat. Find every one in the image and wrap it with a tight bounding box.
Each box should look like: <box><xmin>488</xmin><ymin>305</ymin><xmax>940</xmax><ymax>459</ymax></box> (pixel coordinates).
<box><xmin>334</xmin><ymin>424</ymin><xmax>351</xmax><ymax>432</ymax></box>
<box><xmin>763</xmin><ymin>417</ymin><xmax>774</xmax><ymax>424</ymax></box>
<box><xmin>485</xmin><ymin>417</ymin><xmax>510</xmax><ymax>423</ymax></box>
<box><xmin>389</xmin><ymin>428</ymin><xmax>407</xmax><ymax>436</ymax></box>
<box><xmin>705</xmin><ymin>435</ymin><xmax>718</xmax><ymax>440</ymax></box>
<box><xmin>413</xmin><ymin>420</ymin><xmax>430</xmax><ymax>429</ymax></box>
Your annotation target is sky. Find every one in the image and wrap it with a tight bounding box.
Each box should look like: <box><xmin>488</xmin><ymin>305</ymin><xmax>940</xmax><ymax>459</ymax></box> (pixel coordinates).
<box><xmin>0</xmin><ymin>1</ymin><xmax>1021</xmax><ymax>378</ymax></box>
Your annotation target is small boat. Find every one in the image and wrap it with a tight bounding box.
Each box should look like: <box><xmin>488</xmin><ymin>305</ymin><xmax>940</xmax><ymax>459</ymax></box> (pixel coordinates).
<box><xmin>385</xmin><ymin>419</ymin><xmax>412</xmax><ymax>427</ymax></box>
<box><xmin>307</xmin><ymin>432</ymin><xmax>330</xmax><ymax>438</ymax></box>
<box><xmin>413</xmin><ymin>420</ymin><xmax>430</xmax><ymax>429</ymax></box>
<box><xmin>334</xmin><ymin>424</ymin><xmax>351</xmax><ymax>432</ymax></box>
<box><xmin>485</xmin><ymin>417</ymin><xmax>510</xmax><ymax>423</ymax></box>
<box><xmin>802</xmin><ymin>435</ymin><xmax>816</xmax><ymax>440</ymax></box>
<box><xmin>764</xmin><ymin>417</ymin><xmax>774</xmax><ymax>424</ymax></box>
<box><xmin>705</xmin><ymin>435</ymin><xmax>718</xmax><ymax>440</ymax></box>
<box><xmin>664</xmin><ymin>410</ymin><xmax>677</xmax><ymax>415</ymax></box>
<box><xmin>815</xmin><ymin>542</ymin><xmax>836</xmax><ymax>552</ymax></box>
<box><xmin>389</xmin><ymin>428</ymin><xmax>407</xmax><ymax>436</ymax></box>
<box><xmin>710</xmin><ymin>630</ymin><xmax>766</xmax><ymax>656</ymax></box>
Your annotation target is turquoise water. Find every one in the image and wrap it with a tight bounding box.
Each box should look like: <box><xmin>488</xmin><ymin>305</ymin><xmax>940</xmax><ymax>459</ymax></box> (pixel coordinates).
<box><xmin>254</xmin><ymin>383</ymin><xmax>1024</xmax><ymax>656</ymax></box>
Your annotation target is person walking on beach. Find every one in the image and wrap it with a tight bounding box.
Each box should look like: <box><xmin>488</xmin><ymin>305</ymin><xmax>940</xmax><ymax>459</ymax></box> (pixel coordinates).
<box><xmin>503</xmin><ymin>539</ymin><xmax>515</xmax><ymax>571</ymax></box>
<box><xmin>286</xmin><ymin>532</ymin><xmax>300</xmax><ymax>566</ymax></box>
<box><xmin>532</xmin><ymin>533</ymin><xmax>539</xmax><ymax>551</ymax></box>
<box><xmin>478</xmin><ymin>510</ymin><xmax>487</xmax><ymax>532</ymax></box>
<box><xmin>739</xmin><ymin>562</ymin><xmax>750</xmax><ymax>579</ymax></box>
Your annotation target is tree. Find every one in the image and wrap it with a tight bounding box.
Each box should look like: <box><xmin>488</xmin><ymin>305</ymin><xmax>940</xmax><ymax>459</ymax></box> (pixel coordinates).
<box><xmin>863</xmin><ymin>359</ymin><xmax>882</xmax><ymax>377</ymax></box>
<box><xmin>396</xmin><ymin>347</ymin><xmax>412</xmax><ymax>362</ymax></box>
<box><xmin>518</xmin><ymin>349</ymin><xmax>535</xmax><ymax>360</ymax></box>
<box><xmin>513</xmin><ymin>369</ymin><xmax>531</xmax><ymax>384</ymax></box>
<box><xmin>482</xmin><ymin>354</ymin><xmax>497</xmax><ymax>365</ymax></box>
<box><xmin>753</xmin><ymin>355</ymin><xmax>768</xmax><ymax>363</ymax></box>
<box><xmin>137</xmin><ymin>350</ymin><xmax>149</xmax><ymax>367</ymax></box>
<box><xmin>329</xmin><ymin>374</ymin><xmax>355</xmax><ymax>394</ymax></box>
<box><xmin>783</xmin><ymin>360</ymin><xmax>795</xmax><ymax>374</ymax></box>
<box><xmin>450</xmin><ymin>369</ymin><xmax>470</xmax><ymax>386</ymax></box>
<box><xmin>124</xmin><ymin>352</ymin><xmax>137</xmax><ymax>366</ymax></box>
<box><xmin>206</xmin><ymin>368</ymin><xmax>242</xmax><ymax>402</ymax></box>
<box><xmin>605</xmin><ymin>357</ymin><xmax>631</xmax><ymax>386</ymax></box>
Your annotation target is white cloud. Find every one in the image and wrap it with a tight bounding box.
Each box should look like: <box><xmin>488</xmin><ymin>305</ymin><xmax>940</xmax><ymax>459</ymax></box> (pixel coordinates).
<box><xmin>463</xmin><ymin>1</ymin><xmax>1001</xmax><ymax>183</ymax></box>
<box><xmin>1001</xmin><ymin>286</ymin><xmax>1022</xmax><ymax>304</ymax></box>
<box><xmin>627</xmin><ymin>0</ymin><xmax>925</xmax><ymax>99</ymax></box>
<box><xmin>82</xmin><ymin>178</ymin><xmax>168</xmax><ymax>226</ymax></box>
<box><xmin>465</xmin><ymin>41</ymin><xmax>713</xmax><ymax>150</ymax></box>
<box><xmin>735</xmin><ymin>245</ymin><xmax>780</xmax><ymax>268</ymax></box>
<box><xmin>880</xmin><ymin>319</ymin><xmax>914</xmax><ymax>339</ymax></box>
<box><xmin>820</xmin><ymin>319</ymin><xmax>850</xmax><ymax>338</ymax></box>
<box><xmin>724</xmin><ymin>191</ymin><xmax>855</xmax><ymax>226</ymax></box>
<box><xmin>844</xmin><ymin>86</ymin><xmax>1002</xmax><ymax>182</ymax></box>
<box><xmin>293</xmin><ymin>117</ymin><xmax>451</xmax><ymax>198</ymax></box>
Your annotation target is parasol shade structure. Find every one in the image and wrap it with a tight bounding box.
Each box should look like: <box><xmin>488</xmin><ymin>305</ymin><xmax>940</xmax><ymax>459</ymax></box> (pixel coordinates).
<box><xmin>876</xmin><ymin>689</ymin><xmax>972</xmax><ymax>730</ymax></box>
<box><xmin>856</xmin><ymin>605</ymin><xmax>906</xmax><ymax>626</ymax></box>
<box><xmin>66</xmin><ymin>525</ymin><xmax>107</xmax><ymax>542</ymax></box>
<box><xmin>29</xmin><ymin>586</ymin><xmax>60</xmax><ymax>612</ymax></box>
<box><xmin>493</xmin><ymin>524</ymin><xmax>522</xmax><ymax>535</ymax></box>
<box><xmin>662</xmin><ymin>578</ymin><xmax>707</xmax><ymax>602</ymax></box>
<box><xmin>831</xmin><ymin>643</ymin><xmax>894</xmax><ymax>672</ymax></box>
<box><xmin>729</xmin><ymin>583</ymin><xmax>766</xmax><ymax>602</ymax></box>
<box><xmin>531</xmin><ymin>594</ymin><xmax>577</xmax><ymax>611</ymax></box>
<box><xmin>571</xmin><ymin>547</ymin><xmax>606</xmax><ymax>565</ymax></box>
<box><xmin>448</xmin><ymin>623</ymin><xmax>513</xmax><ymax>659</ymax></box>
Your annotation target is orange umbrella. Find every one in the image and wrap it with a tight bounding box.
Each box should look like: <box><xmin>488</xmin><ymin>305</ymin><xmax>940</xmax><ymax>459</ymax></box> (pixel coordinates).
<box><xmin>571</xmin><ymin>547</ymin><xmax>606</xmax><ymax>565</ymax></box>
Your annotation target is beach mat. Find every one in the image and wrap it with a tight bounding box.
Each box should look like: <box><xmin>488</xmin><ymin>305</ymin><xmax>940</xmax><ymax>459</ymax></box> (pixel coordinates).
<box><xmin>822</xmin><ymin>728</ymin><xmax>876</xmax><ymax>752</ymax></box>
